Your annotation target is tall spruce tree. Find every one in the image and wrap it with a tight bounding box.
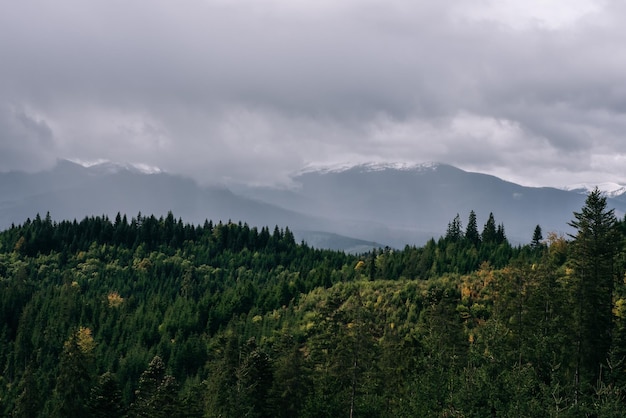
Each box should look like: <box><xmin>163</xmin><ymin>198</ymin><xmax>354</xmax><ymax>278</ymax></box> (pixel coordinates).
<box><xmin>531</xmin><ymin>225</ymin><xmax>543</xmax><ymax>249</ymax></box>
<box><xmin>481</xmin><ymin>212</ymin><xmax>497</xmax><ymax>244</ymax></box>
<box><xmin>496</xmin><ymin>223</ymin><xmax>507</xmax><ymax>245</ymax></box>
<box><xmin>465</xmin><ymin>210</ymin><xmax>481</xmax><ymax>246</ymax></box>
<box><xmin>568</xmin><ymin>188</ymin><xmax>620</xmax><ymax>398</ymax></box>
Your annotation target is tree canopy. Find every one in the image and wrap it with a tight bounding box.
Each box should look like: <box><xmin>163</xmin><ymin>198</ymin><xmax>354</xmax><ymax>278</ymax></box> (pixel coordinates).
<box><xmin>0</xmin><ymin>201</ymin><xmax>625</xmax><ymax>416</ymax></box>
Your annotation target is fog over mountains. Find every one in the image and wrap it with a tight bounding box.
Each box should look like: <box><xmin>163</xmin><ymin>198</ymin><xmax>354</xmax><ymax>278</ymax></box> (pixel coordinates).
<box><xmin>1</xmin><ymin>160</ymin><xmax>624</xmax><ymax>251</ymax></box>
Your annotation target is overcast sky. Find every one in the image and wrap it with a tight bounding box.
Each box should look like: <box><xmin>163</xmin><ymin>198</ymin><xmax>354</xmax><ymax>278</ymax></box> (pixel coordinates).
<box><xmin>1</xmin><ymin>0</ymin><xmax>625</xmax><ymax>187</ymax></box>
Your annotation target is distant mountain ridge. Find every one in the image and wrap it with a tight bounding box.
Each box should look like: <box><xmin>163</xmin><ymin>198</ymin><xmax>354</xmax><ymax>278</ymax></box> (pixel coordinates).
<box><xmin>0</xmin><ymin>160</ymin><xmax>378</xmax><ymax>252</ymax></box>
<box><xmin>1</xmin><ymin>160</ymin><xmax>624</xmax><ymax>249</ymax></box>
<box><xmin>238</xmin><ymin>162</ymin><xmax>626</xmax><ymax>246</ymax></box>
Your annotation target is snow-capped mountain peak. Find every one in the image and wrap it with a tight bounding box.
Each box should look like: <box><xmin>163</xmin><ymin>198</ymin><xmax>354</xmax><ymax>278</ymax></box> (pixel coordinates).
<box><xmin>562</xmin><ymin>182</ymin><xmax>626</xmax><ymax>198</ymax></box>
<box><xmin>297</xmin><ymin>161</ymin><xmax>441</xmax><ymax>175</ymax></box>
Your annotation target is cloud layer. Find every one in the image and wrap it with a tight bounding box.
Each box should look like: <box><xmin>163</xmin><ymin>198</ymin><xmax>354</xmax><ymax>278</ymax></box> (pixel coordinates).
<box><xmin>1</xmin><ymin>0</ymin><xmax>625</xmax><ymax>186</ymax></box>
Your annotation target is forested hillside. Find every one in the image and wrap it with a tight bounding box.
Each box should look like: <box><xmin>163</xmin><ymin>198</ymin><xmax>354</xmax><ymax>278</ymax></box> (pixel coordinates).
<box><xmin>2</xmin><ymin>190</ymin><xmax>626</xmax><ymax>416</ymax></box>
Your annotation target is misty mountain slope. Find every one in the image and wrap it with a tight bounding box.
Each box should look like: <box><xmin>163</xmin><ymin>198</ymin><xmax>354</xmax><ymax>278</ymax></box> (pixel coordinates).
<box><xmin>2</xmin><ymin>160</ymin><xmax>625</xmax><ymax>249</ymax></box>
<box><xmin>240</xmin><ymin>163</ymin><xmax>626</xmax><ymax>245</ymax></box>
<box><xmin>0</xmin><ymin>159</ymin><xmax>95</xmax><ymax>201</ymax></box>
<box><xmin>0</xmin><ymin>161</ymin><xmax>380</xmax><ymax>252</ymax></box>
<box><xmin>0</xmin><ymin>161</ymin><xmax>315</xmax><ymax>229</ymax></box>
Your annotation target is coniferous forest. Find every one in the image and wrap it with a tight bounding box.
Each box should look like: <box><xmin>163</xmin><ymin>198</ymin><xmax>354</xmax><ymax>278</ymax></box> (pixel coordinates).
<box><xmin>2</xmin><ymin>189</ymin><xmax>626</xmax><ymax>417</ymax></box>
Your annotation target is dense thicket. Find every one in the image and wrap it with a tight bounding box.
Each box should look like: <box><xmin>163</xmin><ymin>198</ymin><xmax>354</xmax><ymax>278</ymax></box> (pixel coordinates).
<box><xmin>1</xmin><ymin>197</ymin><xmax>626</xmax><ymax>417</ymax></box>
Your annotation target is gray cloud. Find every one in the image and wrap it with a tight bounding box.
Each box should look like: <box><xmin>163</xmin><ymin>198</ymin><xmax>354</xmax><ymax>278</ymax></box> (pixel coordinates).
<box><xmin>0</xmin><ymin>0</ymin><xmax>624</xmax><ymax>186</ymax></box>
<box><xmin>0</xmin><ymin>104</ymin><xmax>57</xmax><ymax>172</ymax></box>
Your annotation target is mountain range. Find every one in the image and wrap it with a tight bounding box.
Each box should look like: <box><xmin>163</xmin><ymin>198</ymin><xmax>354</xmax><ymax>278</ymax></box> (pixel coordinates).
<box><xmin>1</xmin><ymin>160</ymin><xmax>624</xmax><ymax>251</ymax></box>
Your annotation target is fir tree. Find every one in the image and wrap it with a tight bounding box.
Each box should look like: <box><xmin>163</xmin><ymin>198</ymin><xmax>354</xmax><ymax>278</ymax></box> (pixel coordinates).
<box><xmin>531</xmin><ymin>225</ymin><xmax>543</xmax><ymax>249</ymax></box>
<box><xmin>496</xmin><ymin>223</ymin><xmax>507</xmax><ymax>245</ymax></box>
<box><xmin>465</xmin><ymin>210</ymin><xmax>481</xmax><ymax>246</ymax></box>
<box><xmin>445</xmin><ymin>214</ymin><xmax>463</xmax><ymax>242</ymax></box>
<box><xmin>568</xmin><ymin>188</ymin><xmax>620</xmax><ymax>399</ymax></box>
<box><xmin>481</xmin><ymin>212</ymin><xmax>498</xmax><ymax>244</ymax></box>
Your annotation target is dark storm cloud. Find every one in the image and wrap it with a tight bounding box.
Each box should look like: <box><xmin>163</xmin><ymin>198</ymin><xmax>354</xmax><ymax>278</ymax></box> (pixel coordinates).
<box><xmin>0</xmin><ymin>0</ymin><xmax>624</xmax><ymax>186</ymax></box>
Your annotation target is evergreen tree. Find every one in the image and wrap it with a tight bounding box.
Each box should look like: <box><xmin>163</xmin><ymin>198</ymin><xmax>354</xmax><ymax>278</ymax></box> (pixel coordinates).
<box><xmin>154</xmin><ymin>375</ymin><xmax>180</xmax><ymax>418</ymax></box>
<box><xmin>445</xmin><ymin>214</ymin><xmax>463</xmax><ymax>242</ymax></box>
<box><xmin>496</xmin><ymin>223</ymin><xmax>507</xmax><ymax>245</ymax></box>
<box><xmin>568</xmin><ymin>188</ymin><xmax>620</xmax><ymax>399</ymax></box>
<box><xmin>481</xmin><ymin>212</ymin><xmax>498</xmax><ymax>244</ymax></box>
<box><xmin>178</xmin><ymin>378</ymin><xmax>206</xmax><ymax>418</ymax></box>
<box><xmin>89</xmin><ymin>372</ymin><xmax>126</xmax><ymax>418</ymax></box>
<box><xmin>13</xmin><ymin>362</ymin><xmax>42</xmax><ymax>418</ymax></box>
<box><xmin>531</xmin><ymin>225</ymin><xmax>543</xmax><ymax>249</ymax></box>
<box><xmin>236</xmin><ymin>337</ymin><xmax>274</xmax><ymax>418</ymax></box>
<box><xmin>129</xmin><ymin>355</ymin><xmax>180</xmax><ymax>418</ymax></box>
<box><xmin>205</xmin><ymin>332</ymin><xmax>240</xmax><ymax>417</ymax></box>
<box><xmin>49</xmin><ymin>327</ymin><xmax>96</xmax><ymax>418</ymax></box>
<box><xmin>465</xmin><ymin>210</ymin><xmax>481</xmax><ymax>246</ymax></box>
<box><xmin>270</xmin><ymin>334</ymin><xmax>311</xmax><ymax>418</ymax></box>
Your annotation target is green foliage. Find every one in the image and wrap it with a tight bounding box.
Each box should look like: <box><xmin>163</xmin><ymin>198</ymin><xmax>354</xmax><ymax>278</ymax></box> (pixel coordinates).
<box><xmin>129</xmin><ymin>355</ymin><xmax>181</xmax><ymax>418</ymax></box>
<box><xmin>1</xmin><ymin>200</ymin><xmax>626</xmax><ymax>416</ymax></box>
<box><xmin>532</xmin><ymin>224</ymin><xmax>544</xmax><ymax>249</ymax></box>
<box><xmin>445</xmin><ymin>213</ymin><xmax>463</xmax><ymax>242</ymax></box>
<box><xmin>89</xmin><ymin>372</ymin><xmax>126</xmax><ymax>418</ymax></box>
<box><xmin>568</xmin><ymin>188</ymin><xmax>621</xmax><ymax>396</ymax></box>
<box><xmin>12</xmin><ymin>362</ymin><xmax>43</xmax><ymax>418</ymax></box>
<box><xmin>466</xmin><ymin>210</ymin><xmax>481</xmax><ymax>247</ymax></box>
<box><xmin>48</xmin><ymin>327</ymin><xmax>96</xmax><ymax>417</ymax></box>
<box><xmin>481</xmin><ymin>212</ymin><xmax>498</xmax><ymax>244</ymax></box>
